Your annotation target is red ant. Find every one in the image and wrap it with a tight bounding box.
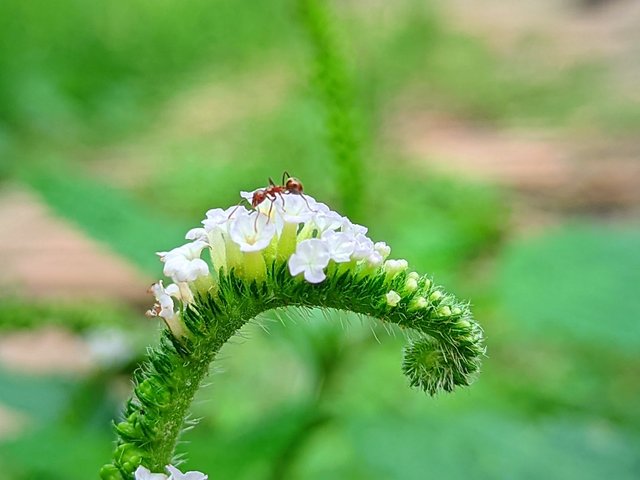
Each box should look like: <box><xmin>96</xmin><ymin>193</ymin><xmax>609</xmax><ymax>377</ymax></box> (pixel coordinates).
<box><xmin>251</xmin><ymin>171</ymin><xmax>304</xmax><ymax>208</ymax></box>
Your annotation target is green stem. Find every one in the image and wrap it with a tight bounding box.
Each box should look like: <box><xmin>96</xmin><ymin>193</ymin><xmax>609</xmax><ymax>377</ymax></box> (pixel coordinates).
<box><xmin>101</xmin><ymin>264</ymin><xmax>483</xmax><ymax>479</ymax></box>
<box><xmin>297</xmin><ymin>0</ymin><xmax>365</xmax><ymax>220</ymax></box>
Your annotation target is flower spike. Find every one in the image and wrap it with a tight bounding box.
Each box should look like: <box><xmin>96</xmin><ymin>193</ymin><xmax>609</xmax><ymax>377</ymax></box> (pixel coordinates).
<box><xmin>101</xmin><ymin>185</ymin><xmax>484</xmax><ymax>479</ymax></box>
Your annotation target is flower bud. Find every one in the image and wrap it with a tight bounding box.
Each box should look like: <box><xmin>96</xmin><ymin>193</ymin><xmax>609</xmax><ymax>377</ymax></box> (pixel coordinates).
<box><xmin>385</xmin><ymin>290</ymin><xmax>402</xmax><ymax>307</ymax></box>
<box><xmin>429</xmin><ymin>290</ymin><xmax>443</xmax><ymax>303</ymax></box>
<box><xmin>437</xmin><ymin>306</ymin><xmax>451</xmax><ymax>317</ymax></box>
<box><xmin>405</xmin><ymin>278</ymin><xmax>418</xmax><ymax>292</ymax></box>
<box><xmin>384</xmin><ymin>259</ymin><xmax>408</xmax><ymax>276</ymax></box>
<box><xmin>410</xmin><ymin>296</ymin><xmax>428</xmax><ymax>311</ymax></box>
<box><xmin>100</xmin><ymin>464</ymin><xmax>124</xmax><ymax>480</ymax></box>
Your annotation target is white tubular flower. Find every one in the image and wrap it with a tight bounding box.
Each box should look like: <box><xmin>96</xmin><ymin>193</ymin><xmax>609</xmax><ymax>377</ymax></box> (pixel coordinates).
<box><xmin>158</xmin><ymin>241</ymin><xmax>209</xmax><ymax>283</ymax></box>
<box><xmin>202</xmin><ymin>206</ymin><xmax>247</xmax><ymax>234</ymax></box>
<box><xmin>341</xmin><ymin>219</ymin><xmax>368</xmax><ymax>236</ymax></box>
<box><xmin>351</xmin><ymin>233</ymin><xmax>375</xmax><ymax>261</ymax></box>
<box><xmin>148</xmin><ymin>281</ymin><xmax>177</xmax><ymax>321</ymax></box>
<box><xmin>311</xmin><ymin>210</ymin><xmax>344</xmax><ymax>234</ymax></box>
<box><xmin>321</xmin><ymin>230</ymin><xmax>356</xmax><ymax>263</ymax></box>
<box><xmin>289</xmin><ymin>238</ymin><xmax>331</xmax><ymax>283</ymax></box>
<box><xmin>135</xmin><ymin>466</ymin><xmax>168</xmax><ymax>480</ymax></box>
<box><xmin>229</xmin><ymin>211</ymin><xmax>276</xmax><ymax>252</ymax></box>
<box><xmin>166</xmin><ymin>465</ymin><xmax>208</xmax><ymax>480</ymax></box>
<box><xmin>374</xmin><ymin>241</ymin><xmax>391</xmax><ymax>260</ymax></box>
<box><xmin>384</xmin><ymin>259</ymin><xmax>409</xmax><ymax>276</ymax></box>
<box><xmin>385</xmin><ymin>290</ymin><xmax>402</xmax><ymax>307</ymax></box>
<box><xmin>366</xmin><ymin>251</ymin><xmax>384</xmax><ymax>267</ymax></box>
<box><xmin>279</xmin><ymin>194</ymin><xmax>315</xmax><ymax>224</ymax></box>
<box><xmin>185</xmin><ymin>228</ymin><xmax>207</xmax><ymax>242</ymax></box>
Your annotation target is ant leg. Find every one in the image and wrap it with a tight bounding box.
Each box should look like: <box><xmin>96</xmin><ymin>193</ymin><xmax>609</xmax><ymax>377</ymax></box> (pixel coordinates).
<box><xmin>299</xmin><ymin>193</ymin><xmax>318</xmax><ymax>213</ymax></box>
<box><xmin>227</xmin><ymin>200</ymin><xmax>245</xmax><ymax>219</ymax></box>
<box><xmin>268</xmin><ymin>177</ymin><xmax>276</xmax><ymax>187</ymax></box>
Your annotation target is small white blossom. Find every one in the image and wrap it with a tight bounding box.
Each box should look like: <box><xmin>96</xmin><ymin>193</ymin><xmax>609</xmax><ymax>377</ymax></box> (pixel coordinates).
<box><xmin>366</xmin><ymin>251</ymin><xmax>384</xmax><ymax>267</ymax></box>
<box><xmin>351</xmin><ymin>233</ymin><xmax>374</xmax><ymax>261</ymax></box>
<box><xmin>229</xmin><ymin>211</ymin><xmax>276</xmax><ymax>252</ymax></box>
<box><xmin>385</xmin><ymin>290</ymin><xmax>402</xmax><ymax>307</ymax></box>
<box><xmin>135</xmin><ymin>465</ymin><xmax>168</xmax><ymax>480</ymax></box>
<box><xmin>166</xmin><ymin>464</ymin><xmax>208</xmax><ymax>480</ymax></box>
<box><xmin>289</xmin><ymin>238</ymin><xmax>331</xmax><ymax>283</ymax></box>
<box><xmin>158</xmin><ymin>241</ymin><xmax>209</xmax><ymax>283</ymax></box>
<box><xmin>147</xmin><ymin>281</ymin><xmax>178</xmax><ymax>323</ymax></box>
<box><xmin>202</xmin><ymin>206</ymin><xmax>247</xmax><ymax>233</ymax></box>
<box><xmin>384</xmin><ymin>259</ymin><xmax>408</xmax><ymax>276</ymax></box>
<box><xmin>374</xmin><ymin>241</ymin><xmax>391</xmax><ymax>260</ymax></box>
<box><xmin>341</xmin><ymin>219</ymin><xmax>368</xmax><ymax>236</ymax></box>
<box><xmin>321</xmin><ymin>230</ymin><xmax>356</xmax><ymax>263</ymax></box>
<box><xmin>279</xmin><ymin>194</ymin><xmax>315</xmax><ymax>224</ymax></box>
<box><xmin>185</xmin><ymin>228</ymin><xmax>207</xmax><ymax>241</ymax></box>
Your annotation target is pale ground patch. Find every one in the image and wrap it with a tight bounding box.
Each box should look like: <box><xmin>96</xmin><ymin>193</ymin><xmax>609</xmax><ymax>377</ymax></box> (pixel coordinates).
<box><xmin>438</xmin><ymin>0</ymin><xmax>640</xmax><ymax>100</ymax></box>
<box><xmin>0</xmin><ymin>326</ymin><xmax>94</xmax><ymax>375</ymax></box>
<box><xmin>0</xmin><ymin>184</ymin><xmax>150</xmax><ymax>302</ymax></box>
<box><xmin>386</xmin><ymin>110</ymin><xmax>640</xmax><ymax>216</ymax></box>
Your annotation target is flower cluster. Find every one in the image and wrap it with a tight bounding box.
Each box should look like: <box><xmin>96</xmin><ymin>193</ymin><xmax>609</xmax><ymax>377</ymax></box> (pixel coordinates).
<box><xmin>135</xmin><ymin>465</ymin><xmax>207</xmax><ymax>480</ymax></box>
<box><xmin>147</xmin><ymin>188</ymin><xmax>411</xmax><ymax>336</ymax></box>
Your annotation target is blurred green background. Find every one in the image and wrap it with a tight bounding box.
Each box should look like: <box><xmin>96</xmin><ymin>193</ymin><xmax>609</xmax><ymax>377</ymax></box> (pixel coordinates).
<box><xmin>0</xmin><ymin>0</ymin><xmax>639</xmax><ymax>478</ymax></box>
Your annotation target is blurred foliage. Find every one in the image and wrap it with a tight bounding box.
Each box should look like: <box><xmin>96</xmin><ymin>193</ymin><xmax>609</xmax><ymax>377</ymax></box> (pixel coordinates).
<box><xmin>499</xmin><ymin>223</ymin><xmax>640</xmax><ymax>352</ymax></box>
<box><xmin>0</xmin><ymin>0</ymin><xmax>639</xmax><ymax>478</ymax></box>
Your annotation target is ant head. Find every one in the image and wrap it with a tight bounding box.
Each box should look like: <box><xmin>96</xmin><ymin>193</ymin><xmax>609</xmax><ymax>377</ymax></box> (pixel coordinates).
<box><xmin>252</xmin><ymin>189</ymin><xmax>267</xmax><ymax>207</ymax></box>
<box><xmin>285</xmin><ymin>177</ymin><xmax>304</xmax><ymax>194</ymax></box>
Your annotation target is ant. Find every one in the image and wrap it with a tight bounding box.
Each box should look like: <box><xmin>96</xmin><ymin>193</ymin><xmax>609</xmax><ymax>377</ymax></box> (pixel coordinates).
<box><xmin>251</xmin><ymin>171</ymin><xmax>304</xmax><ymax>208</ymax></box>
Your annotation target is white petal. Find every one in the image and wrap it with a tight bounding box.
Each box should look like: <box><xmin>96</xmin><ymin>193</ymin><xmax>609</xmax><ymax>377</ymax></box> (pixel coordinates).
<box><xmin>304</xmin><ymin>266</ymin><xmax>327</xmax><ymax>283</ymax></box>
<box><xmin>185</xmin><ymin>228</ymin><xmax>207</xmax><ymax>241</ymax></box>
<box><xmin>135</xmin><ymin>466</ymin><xmax>168</xmax><ymax>480</ymax></box>
<box><xmin>288</xmin><ymin>253</ymin><xmax>307</xmax><ymax>276</ymax></box>
<box><xmin>166</xmin><ymin>465</ymin><xmax>208</xmax><ymax>480</ymax></box>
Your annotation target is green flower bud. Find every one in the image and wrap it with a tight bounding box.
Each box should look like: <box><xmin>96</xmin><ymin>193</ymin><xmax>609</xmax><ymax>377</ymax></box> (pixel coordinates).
<box><xmin>100</xmin><ymin>464</ymin><xmax>124</xmax><ymax>480</ymax></box>
<box><xmin>429</xmin><ymin>290</ymin><xmax>443</xmax><ymax>302</ymax></box>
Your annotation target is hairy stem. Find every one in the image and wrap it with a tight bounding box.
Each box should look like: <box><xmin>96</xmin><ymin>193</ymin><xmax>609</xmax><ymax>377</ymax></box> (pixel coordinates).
<box><xmin>101</xmin><ymin>263</ymin><xmax>483</xmax><ymax>479</ymax></box>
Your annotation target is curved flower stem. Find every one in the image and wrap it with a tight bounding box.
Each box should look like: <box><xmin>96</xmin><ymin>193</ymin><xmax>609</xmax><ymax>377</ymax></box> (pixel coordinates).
<box><xmin>101</xmin><ymin>263</ymin><xmax>484</xmax><ymax>479</ymax></box>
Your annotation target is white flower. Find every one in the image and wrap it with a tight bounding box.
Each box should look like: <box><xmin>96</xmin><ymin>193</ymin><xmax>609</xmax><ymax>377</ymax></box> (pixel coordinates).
<box><xmin>147</xmin><ymin>281</ymin><xmax>178</xmax><ymax>323</ymax></box>
<box><xmin>158</xmin><ymin>241</ymin><xmax>209</xmax><ymax>283</ymax></box>
<box><xmin>384</xmin><ymin>259</ymin><xmax>408</xmax><ymax>276</ymax></box>
<box><xmin>366</xmin><ymin>251</ymin><xmax>384</xmax><ymax>267</ymax></box>
<box><xmin>279</xmin><ymin>194</ymin><xmax>316</xmax><ymax>224</ymax></box>
<box><xmin>289</xmin><ymin>238</ymin><xmax>331</xmax><ymax>283</ymax></box>
<box><xmin>185</xmin><ymin>228</ymin><xmax>207</xmax><ymax>241</ymax></box>
<box><xmin>228</xmin><ymin>211</ymin><xmax>276</xmax><ymax>252</ymax></box>
<box><xmin>135</xmin><ymin>465</ymin><xmax>168</xmax><ymax>480</ymax></box>
<box><xmin>202</xmin><ymin>206</ymin><xmax>247</xmax><ymax>234</ymax></box>
<box><xmin>166</xmin><ymin>464</ymin><xmax>208</xmax><ymax>480</ymax></box>
<box><xmin>385</xmin><ymin>290</ymin><xmax>402</xmax><ymax>307</ymax></box>
<box><xmin>351</xmin><ymin>233</ymin><xmax>374</xmax><ymax>261</ymax></box>
<box><xmin>311</xmin><ymin>210</ymin><xmax>344</xmax><ymax>234</ymax></box>
<box><xmin>341</xmin><ymin>219</ymin><xmax>368</xmax><ymax>236</ymax></box>
<box><xmin>321</xmin><ymin>230</ymin><xmax>356</xmax><ymax>263</ymax></box>
<box><xmin>374</xmin><ymin>241</ymin><xmax>391</xmax><ymax>260</ymax></box>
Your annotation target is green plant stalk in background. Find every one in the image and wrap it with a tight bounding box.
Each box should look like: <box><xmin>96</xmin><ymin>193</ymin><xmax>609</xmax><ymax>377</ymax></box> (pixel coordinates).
<box><xmin>297</xmin><ymin>0</ymin><xmax>365</xmax><ymax>220</ymax></box>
